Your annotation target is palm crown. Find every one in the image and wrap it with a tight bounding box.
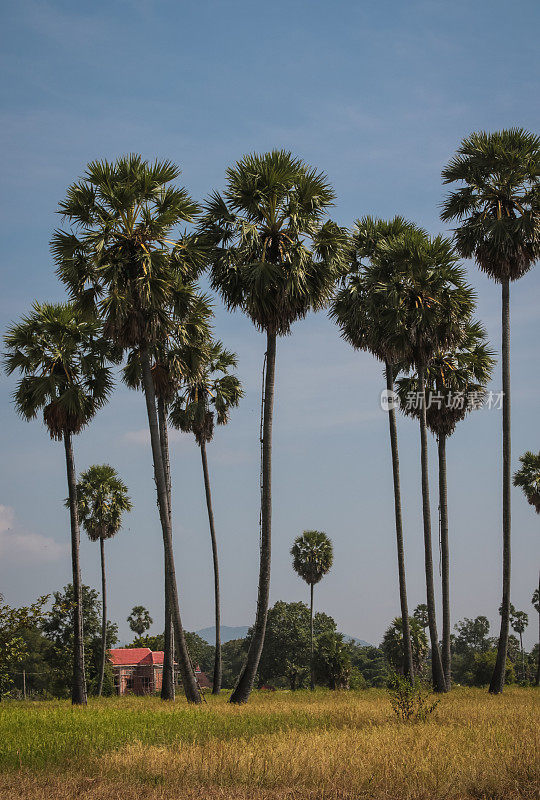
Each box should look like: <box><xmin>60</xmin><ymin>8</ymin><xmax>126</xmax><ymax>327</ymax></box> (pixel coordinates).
<box><xmin>395</xmin><ymin>321</ymin><xmax>495</xmax><ymax>437</ymax></box>
<box><xmin>52</xmin><ymin>155</ymin><xmax>205</xmax><ymax>349</ymax></box>
<box><xmin>291</xmin><ymin>530</ymin><xmax>334</xmax><ymax>587</ymax></box>
<box><xmin>441</xmin><ymin>128</ymin><xmax>540</xmax><ymax>281</ymax></box>
<box><xmin>168</xmin><ymin>340</ymin><xmax>243</xmax><ymax>446</ymax></box>
<box><xmin>4</xmin><ymin>302</ymin><xmax>114</xmax><ymax>440</ymax></box>
<box><xmin>200</xmin><ymin>150</ymin><xmax>347</xmax><ymax>334</ymax></box>
<box><xmin>122</xmin><ymin>289</ymin><xmax>213</xmax><ymax>403</ymax></box>
<box><xmin>73</xmin><ymin>465</ymin><xmax>132</xmax><ymax>542</ymax></box>
<box><xmin>364</xmin><ymin>230</ymin><xmax>476</xmax><ymax>368</ymax></box>
<box><xmin>513</xmin><ymin>451</ymin><xmax>540</xmax><ymax>513</ymax></box>
<box><xmin>331</xmin><ymin>216</ymin><xmax>424</xmax><ymax>363</ymax></box>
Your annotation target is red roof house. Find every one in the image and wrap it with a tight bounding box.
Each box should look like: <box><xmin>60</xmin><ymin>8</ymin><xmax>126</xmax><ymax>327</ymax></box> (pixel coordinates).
<box><xmin>108</xmin><ymin>648</ymin><xmax>211</xmax><ymax>695</ymax></box>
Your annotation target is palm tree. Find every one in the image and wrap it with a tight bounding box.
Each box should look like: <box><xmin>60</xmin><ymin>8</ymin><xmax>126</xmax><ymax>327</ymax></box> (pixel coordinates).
<box><xmin>3</xmin><ymin>302</ymin><xmax>114</xmax><ymax>705</ymax></box>
<box><xmin>201</xmin><ymin>150</ymin><xmax>346</xmax><ymax>703</ymax></box>
<box><xmin>532</xmin><ymin>586</ymin><xmax>540</xmax><ymax>687</ymax></box>
<box><xmin>364</xmin><ymin>231</ymin><xmax>475</xmax><ymax>692</ymax></box>
<box><xmin>331</xmin><ymin>216</ymin><xmax>423</xmax><ymax>680</ymax></box>
<box><xmin>128</xmin><ymin>606</ymin><xmax>153</xmax><ymax>637</ymax></box>
<box><xmin>74</xmin><ymin>464</ymin><xmax>131</xmax><ymax>696</ymax></box>
<box><xmin>52</xmin><ymin>155</ymin><xmax>206</xmax><ymax>703</ymax></box>
<box><xmin>169</xmin><ymin>340</ymin><xmax>243</xmax><ymax>694</ymax></box>
<box><xmin>123</xmin><ymin>298</ymin><xmax>212</xmax><ymax>701</ymax></box>
<box><xmin>441</xmin><ymin>129</ymin><xmax>540</xmax><ymax>694</ymax></box>
<box><xmin>291</xmin><ymin>530</ymin><xmax>333</xmax><ymax>690</ymax></box>
<box><xmin>396</xmin><ymin>321</ymin><xmax>495</xmax><ymax>688</ymax></box>
<box><xmin>513</xmin><ymin>451</ymin><xmax>540</xmax><ymax>514</ymax></box>
<box><xmin>510</xmin><ymin>609</ymin><xmax>528</xmax><ymax>682</ymax></box>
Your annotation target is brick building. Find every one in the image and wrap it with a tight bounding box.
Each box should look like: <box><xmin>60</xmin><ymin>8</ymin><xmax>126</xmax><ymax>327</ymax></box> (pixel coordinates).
<box><xmin>109</xmin><ymin>648</ymin><xmax>212</xmax><ymax>695</ymax></box>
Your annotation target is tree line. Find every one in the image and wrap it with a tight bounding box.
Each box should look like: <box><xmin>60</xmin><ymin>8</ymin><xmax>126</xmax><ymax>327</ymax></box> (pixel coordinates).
<box><xmin>3</xmin><ymin>129</ymin><xmax>540</xmax><ymax>704</ymax></box>
<box><xmin>2</xmin><ymin>589</ymin><xmax>537</xmax><ymax>699</ymax></box>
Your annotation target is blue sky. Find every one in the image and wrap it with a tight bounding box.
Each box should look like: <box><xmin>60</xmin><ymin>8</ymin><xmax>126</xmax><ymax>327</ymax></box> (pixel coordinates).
<box><xmin>1</xmin><ymin>0</ymin><xmax>539</xmax><ymax>647</ymax></box>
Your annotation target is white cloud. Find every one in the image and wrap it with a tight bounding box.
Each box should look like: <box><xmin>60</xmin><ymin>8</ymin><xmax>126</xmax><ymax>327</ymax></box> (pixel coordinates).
<box><xmin>0</xmin><ymin>504</ymin><xmax>66</xmax><ymax>563</ymax></box>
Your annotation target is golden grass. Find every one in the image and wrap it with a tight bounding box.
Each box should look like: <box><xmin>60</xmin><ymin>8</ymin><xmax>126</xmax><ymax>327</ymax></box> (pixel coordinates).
<box><xmin>1</xmin><ymin>688</ymin><xmax>538</xmax><ymax>800</ymax></box>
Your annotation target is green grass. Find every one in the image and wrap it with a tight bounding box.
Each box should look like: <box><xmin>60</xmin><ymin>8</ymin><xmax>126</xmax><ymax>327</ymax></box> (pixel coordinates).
<box><xmin>1</xmin><ymin>688</ymin><xmax>538</xmax><ymax>800</ymax></box>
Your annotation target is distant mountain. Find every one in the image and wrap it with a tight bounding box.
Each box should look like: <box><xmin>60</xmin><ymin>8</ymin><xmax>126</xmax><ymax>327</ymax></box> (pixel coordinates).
<box><xmin>196</xmin><ymin>625</ymin><xmax>249</xmax><ymax>645</ymax></box>
<box><xmin>196</xmin><ymin>625</ymin><xmax>371</xmax><ymax>648</ymax></box>
<box><xmin>343</xmin><ymin>634</ymin><xmax>372</xmax><ymax>648</ymax></box>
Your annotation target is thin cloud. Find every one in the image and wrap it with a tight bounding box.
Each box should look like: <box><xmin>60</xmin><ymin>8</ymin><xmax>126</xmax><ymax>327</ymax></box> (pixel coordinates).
<box><xmin>0</xmin><ymin>504</ymin><xmax>66</xmax><ymax>563</ymax></box>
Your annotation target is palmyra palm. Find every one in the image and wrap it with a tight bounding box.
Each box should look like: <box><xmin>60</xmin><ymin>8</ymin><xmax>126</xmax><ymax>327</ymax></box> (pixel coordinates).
<box><xmin>4</xmin><ymin>302</ymin><xmax>114</xmax><ymax>704</ymax></box>
<box><xmin>331</xmin><ymin>216</ymin><xmax>422</xmax><ymax>680</ymax></box>
<box><xmin>74</xmin><ymin>464</ymin><xmax>132</xmax><ymax>696</ymax></box>
<box><xmin>52</xmin><ymin>155</ymin><xmax>208</xmax><ymax>702</ymax></box>
<box><xmin>201</xmin><ymin>149</ymin><xmax>346</xmax><ymax>702</ymax></box>
<box><xmin>365</xmin><ymin>230</ymin><xmax>475</xmax><ymax>692</ymax></box>
<box><xmin>169</xmin><ymin>340</ymin><xmax>243</xmax><ymax>693</ymax></box>
<box><xmin>441</xmin><ymin>128</ymin><xmax>540</xmax><ymax>693</ymax></box>
<box><xmin>396</xmin><ymin>321</ymin><xmax>495</xmax><ymax>687</ymax></box>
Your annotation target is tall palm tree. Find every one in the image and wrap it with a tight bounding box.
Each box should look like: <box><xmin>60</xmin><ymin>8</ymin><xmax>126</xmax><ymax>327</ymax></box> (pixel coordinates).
<box><xmin>123</xmin><ymin>298</ymin><xmax>212</xmax><ymax>701</ymax></box>
<box><xmin>201</xmin><ymin>150</ymin><xmax>346</xmax><ymax>703</ymax></box>
<box><xmin>74</xmin><ymin>464</ymin><xmax>132</xmax><ymax>696</ymax></box>
<box><xmin>291</xmin><ymin>530</ymin><xmax>333</xmax><ymax>690</ymax></box>
<box><xmin>3</xmin><ymin>302</ymin><xmax>114</xmax><ymax>705</ymax></box>
<box><xmin>532</xmin><ymin>586</ymin><xmax>540</xmax><ymax>687</ymax></box>
<box><xmin>331</xmin><ymin>216</ymin><xmax>423</xmax><ymax>680</ymax></box>
<box><xmin>510</xmin><ymin>609</ymin><xmax>528</xmax><ymax>682</ymax></box>
<box><xmin>396</xmin><ymin>321</ymin><xmax>495</xmax><ymax>688</ymax></box>
<box><xmin>169</xmin><ymin>340</ymin><xmax>243</xmax><ymax>694</ymax></box>
<box><xmin>441</xmin><ymin>129</ymin><xmax>540</xmax><ymax>694</ymax></box>
<box><xmin>514</xmin><ymin>452</ymin><xmax>540</xmax><ymax>686</ymax></box>
<box><xmin>52</xmin><ymin>155</ymin><xmax>206</xmax><ymax>703</ymax></box>
<box><xmin>364</xmin><ymin>231</ymin><xmax>475</xmax><ymax>692</ymax></box>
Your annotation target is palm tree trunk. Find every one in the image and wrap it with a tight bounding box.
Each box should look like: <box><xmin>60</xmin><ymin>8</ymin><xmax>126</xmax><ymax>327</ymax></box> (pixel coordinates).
<box><xmin>157</xmin><ymin>397</ymin><xmax>175</xmax><ymax>701</ymax></box>
<box><xmin>140</xmin><ymin>348</ymin><xmax>201</xmax><ymax>703</ymax></box>
<box><xmin>63</xmin><ymin>430</ymin><xmax>87</xmax><ymax>706</ymax></box>
<box><xmin>310</xmin><ymin>582</ymin><xmax>315</xmax><ymax>690</ymax></box>
<box><xmin>438</xmin><ymin>433</ymin><xmax>451</xmax><ymax>690</ymax></box>
<box><xmin>97</xmin><ymin>537</ymin><xmax>107</xmax><ymax>697</ymax></box>
<box><xmin>490</xmin><ymin>279</ymin><xmax>511</xmax><ymax>694</ymax></box>
<box><xmin>200</xmin><ymin>440</ymin><xmax>222</xmax><ymax>695</ymax></box>
<box><xmin>385</xmin><ymin>363</ymin><xmax>414</xmax><ymax>680</ymax></box>
<box><xmin>417</xmin><ymin>364</ymin><xmax>446</xmax><ymax>692</ymax></box>
<box><xmin>230</xmin><ymin>330</ymin><xmax>277</xmax><ymax>704</ymax></box>
<box><xmin>536</xmin><ymin>572</ymin><xmax>540</xmax><ymax>687</ymax></box>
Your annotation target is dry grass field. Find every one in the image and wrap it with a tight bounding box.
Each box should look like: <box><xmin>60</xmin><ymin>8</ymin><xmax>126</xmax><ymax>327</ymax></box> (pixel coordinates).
<box><xmin>0</xmin><ymin>688</ymin><xmax>538</xmax><ymax>800</ymax></box>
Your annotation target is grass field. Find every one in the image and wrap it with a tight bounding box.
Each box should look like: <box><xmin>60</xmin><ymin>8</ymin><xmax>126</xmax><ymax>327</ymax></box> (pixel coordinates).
<box><xmin>0</xmin><ymin>688</ymin><xmax>538</xmax><ymax>799</ymax></box>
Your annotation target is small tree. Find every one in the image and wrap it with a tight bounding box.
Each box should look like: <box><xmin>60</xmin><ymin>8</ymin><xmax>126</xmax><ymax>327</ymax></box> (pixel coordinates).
<box><xmin>291</xmin><ymin>531</ymin><xmax>333</xmax><ymax>689</ymax></box>
<box><xmin>381</xmin><ymin>617</ymin><xmax>428</xmax><ymax>676</ymax></box>
<box><xmin>0</xmin><ymin>594</ymin><xmax>47</xmax><ymax>700</ymax></box>
<box><xmin>510</xmin><ymin>609</ymin><xmax>529</xmax><ymax>682</ymax></box>
<box><xmin>128</xmin><ymin>606</ymin><xmax>153</xmax><ymax>638</ymax></box>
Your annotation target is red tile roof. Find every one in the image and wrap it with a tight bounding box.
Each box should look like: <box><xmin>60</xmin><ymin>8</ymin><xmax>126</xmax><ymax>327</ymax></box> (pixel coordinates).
<box><xmin>109</xmin><ymin>647</ymin><xmax>152</xmax><ymax>666</ymax></box>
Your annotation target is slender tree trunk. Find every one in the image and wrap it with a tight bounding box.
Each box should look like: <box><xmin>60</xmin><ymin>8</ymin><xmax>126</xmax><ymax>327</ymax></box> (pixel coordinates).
<box><xmin>417</xmin><ymin>365</ymin><xmax>446</xmax><ymax>692</ymax></box>
<box><xmin>140</xmin><ymin>349</ymin><xmax>201</xmax><ymax>703</ymax></box>
<box><xmin>230</xmin><ymin>331</ymin><xmax>277</xmax><ymax>703</ymax></box>
<box><xmin>97</xmin><ymin>537</ymin><xmax>107</xmax><ymax>697</ymax></box>
<box><xmin>310</xmin><ymin>582</ymin><xmax>315</xmax><ymax>690</ymax></box>
<box><xmin>158</xmin><ymin>397</ymin><xmax>175</xmax><ymax>701</ymax></box>
<box><xmin>438</xmin><ymin>433</ymin><xmax>451</xmax><ymax>690</ymax></box>
<box><xmin>490</xmin><ymin>279</ymin><xmax>511</xmax><ymax>694</ymax></box>
<box><xmin>385</xmin><ymin>363</ymin><xmax>414</xmax><ymax>680</ymax></box>
<box><xmin>534</xmin><ymin>573</ymin><xmax>540</xmax><ymax>686</ymax></box>
<box><xmin>519</xmin><ymin>632</ymin><xmax>524</xmax><ymax>682</ymax></box>
<box><xmin>63</xmin><ymin>431</ymin><xmax>87</xmax><ymax>706</ymax></box>
<box><xmin>200</xmin><ymin>440</ymin><xmax>222</xmax><ymax>694</ymax></box>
